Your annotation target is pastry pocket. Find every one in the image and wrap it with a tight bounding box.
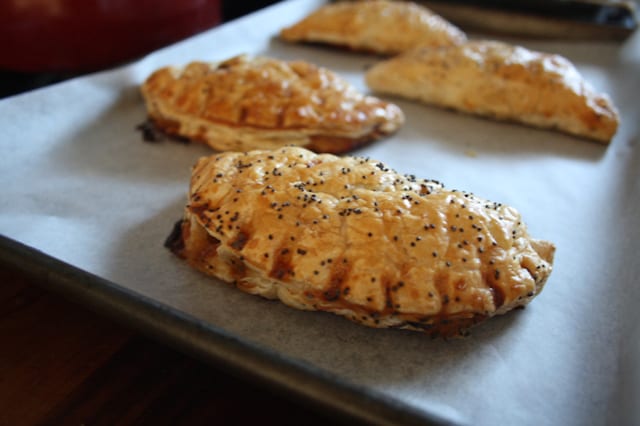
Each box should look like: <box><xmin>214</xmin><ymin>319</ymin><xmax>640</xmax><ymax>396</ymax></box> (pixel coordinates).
<box><xmin>168</xmin><ymin>146</ymin><xmax>555</xmax><ymax>338</ymax></box>
<box><xmin>141</xmin><ymin>55</ymin><xmax>404</xmax><ymax>154</ymax></box>
<box><xmin>365</xmin><ymin>40</ymin><xmax>619</xmax><ymax>143</ymax></box>
<box><xmin>280</xmin><ymin>0</ymin><xmax>466</xmax><ymax>55</ymax></box>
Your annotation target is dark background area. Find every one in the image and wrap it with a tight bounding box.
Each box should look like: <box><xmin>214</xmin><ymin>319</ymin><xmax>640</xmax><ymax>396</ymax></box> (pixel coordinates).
<box><xmin>0</xmin><ymin>0</ymin><xmax>281</xmax><ymax>100</ymax></box>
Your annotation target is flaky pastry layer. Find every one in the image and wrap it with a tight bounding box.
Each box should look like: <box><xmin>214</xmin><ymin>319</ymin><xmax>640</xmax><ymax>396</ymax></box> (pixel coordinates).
<box><xmin>280</xmin><ymin>0</ymin><xmax>467</xmax><ymax>54</ymax></box>
<box><xmin>141</xmin><ymin>55</ymin><xmax>404</xmax><ymax>153</ymax></box>
<box><xmin>167</xmin><ymin>147</ymin><xmax>555</xmax><ymax>338</ymax></box>
<box><xmin>366</xmin><ymin>40</ymin><xmax>619</xmax><ymax>143</ymax></box>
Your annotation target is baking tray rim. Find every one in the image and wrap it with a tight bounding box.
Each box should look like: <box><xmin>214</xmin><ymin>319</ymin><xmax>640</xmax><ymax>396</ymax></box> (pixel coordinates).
<box><xmin>0</xmin><ymin>234</ymin><xmax>461</xmax><ymax>426</ymax></box>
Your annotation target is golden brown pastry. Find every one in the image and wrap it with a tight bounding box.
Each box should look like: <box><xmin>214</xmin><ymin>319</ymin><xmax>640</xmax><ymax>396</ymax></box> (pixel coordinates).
<box><xmin>140</xmin><ymin>55</ymin><xmax>404</xmax><ymax>154</ymax></box>
<box><xmin>280</xmin><ymin>0</ymin><xmax>467</xmax><ymax>55</ymax></box>
<box><xmin>365</xmin><ymin>40</ymin><xmax>619</xmax><ymax>143</ymax></box>
<box><xmin>167</xmin><ymin>146</ymin><xmax>555</xmax><ymax>338</ymax></box>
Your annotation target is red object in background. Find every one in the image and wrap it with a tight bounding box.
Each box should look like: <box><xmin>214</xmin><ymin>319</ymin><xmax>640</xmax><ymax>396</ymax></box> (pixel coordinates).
<box><xmin>0</xmin><ymin>0</ymin><xmax>222</xmax><ymax>73</ymax></box>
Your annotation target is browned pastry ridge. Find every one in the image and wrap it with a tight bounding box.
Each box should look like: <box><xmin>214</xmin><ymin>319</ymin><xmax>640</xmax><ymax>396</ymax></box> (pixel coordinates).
<box><xmin>365</xmin><ymin>40</ymin><xmax>620</xmax><ymax>143</ymax></box>
<box><xmin>140</xmin><ymin>55</ymin><xmax>404</xmax><ymax>154</ymax></box>
<box><xmin>167</xmin><ymin>146</ymin><xmax>555</xmax><ymax>338</ymax></box>
<box><xmin>280</xmin><ymin>0</ymin><xmax>467</xmax><ymax>55</ymax></box>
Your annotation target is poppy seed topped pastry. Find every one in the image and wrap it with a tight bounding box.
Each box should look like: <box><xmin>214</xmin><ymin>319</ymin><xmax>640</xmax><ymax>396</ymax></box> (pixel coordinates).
<box><xmin>365</xmin><ymin>40</ymin><xmax>619</xmax><ymax>143</ymax></box>
<box><xmin>280</xmin><ymin>0</ymin><xmax>466</xmax><ymax>55</ymax></box>
<box><xmin>140</xmin><ymin>55</ymin><xmax>404</xmax><ymax>154</ymax></box>
<box><xmin>167</xmin><ymin>146</ymin><xmax>555</xmax><ymax>338</ymax></box>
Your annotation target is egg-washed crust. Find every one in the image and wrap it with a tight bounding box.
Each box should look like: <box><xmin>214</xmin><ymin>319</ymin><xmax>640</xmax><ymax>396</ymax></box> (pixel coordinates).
<box><xmin>167</xmin><ymin>147</ymin><xmax>555</xmax><ymax>338</ymax></box>
<box><xmin>280</xmin><ymin>0</ymin><xmax>466</xmax><ymax>55</ymax></box>
<box><xmin>365</xmin><ymin>40</ymin><xmax>619</xmax><ymax>143</ymax></box>
<box><xmin>140</xmin><ymin>55</ymin><xmax>404</xmax><ymax>154</ymax></box>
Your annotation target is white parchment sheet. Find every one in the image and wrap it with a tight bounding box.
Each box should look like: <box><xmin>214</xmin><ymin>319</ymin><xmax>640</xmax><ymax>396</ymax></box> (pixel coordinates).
<box><xmin>1</xmin><ymin>1</ymin><xmax>639</xmax><ymax>424</ymax></box>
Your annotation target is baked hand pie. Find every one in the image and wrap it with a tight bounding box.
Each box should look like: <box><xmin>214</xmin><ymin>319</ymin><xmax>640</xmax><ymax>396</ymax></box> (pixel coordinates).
<box><xmin>140</xmin><ymin>55</ymin><xmax>404</xmax><ymax>154</ymax></box>
<box><xmin>279</xmin><ymin>0</ymin><xmax>466</xmax><ymax>55</ymax></box>
<box><xmin>167</xmin><ymin>146</ymin><xmax>555</xmax><ymax>338</ymax></box>
<box><xmin>365</xmin><ymin>40</ymin><xmax>619</xmax><ymax>143</ymax></box>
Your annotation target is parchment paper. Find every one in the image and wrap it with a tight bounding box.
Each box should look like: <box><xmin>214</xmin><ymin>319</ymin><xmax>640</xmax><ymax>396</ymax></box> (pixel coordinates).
<box><xmin>1</xmin><ymin>1</ymin><xmax>639</xmax><ymax>424</ymax></box>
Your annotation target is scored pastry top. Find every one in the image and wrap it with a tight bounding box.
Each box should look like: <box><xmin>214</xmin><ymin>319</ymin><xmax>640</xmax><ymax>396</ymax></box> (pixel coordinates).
<box><xmin>172</xmin><ymin>147</ymin><xmax>555</xmax><ymax>337</ymax></box>
<box><xmin>141</xmin><ymin>55</ymin><xmax>404</xmax><ymax>153</ymax></box>
<box><xmin>280</xmin><ymin>0</ymin><xmax>467</xmax><ymax>54</ymax></box>
<box><xmin>366</xmin><ymin>40</ymin><xmax>619</xmax><ymax>143</ymax></box>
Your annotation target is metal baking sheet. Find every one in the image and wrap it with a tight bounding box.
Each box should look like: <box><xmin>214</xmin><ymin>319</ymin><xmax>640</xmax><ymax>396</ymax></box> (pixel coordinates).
<box><xmin>1</xmin><ymin>1</ymin><xmax>639</xmax><ymax>424</ymax></box>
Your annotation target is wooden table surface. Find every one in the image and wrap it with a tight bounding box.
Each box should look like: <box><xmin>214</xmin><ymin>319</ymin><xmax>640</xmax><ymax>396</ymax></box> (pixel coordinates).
<box><xmin>0</xmin><ymin>266</ymin><xmax>347</xmax><ymax>425</ymax></box>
